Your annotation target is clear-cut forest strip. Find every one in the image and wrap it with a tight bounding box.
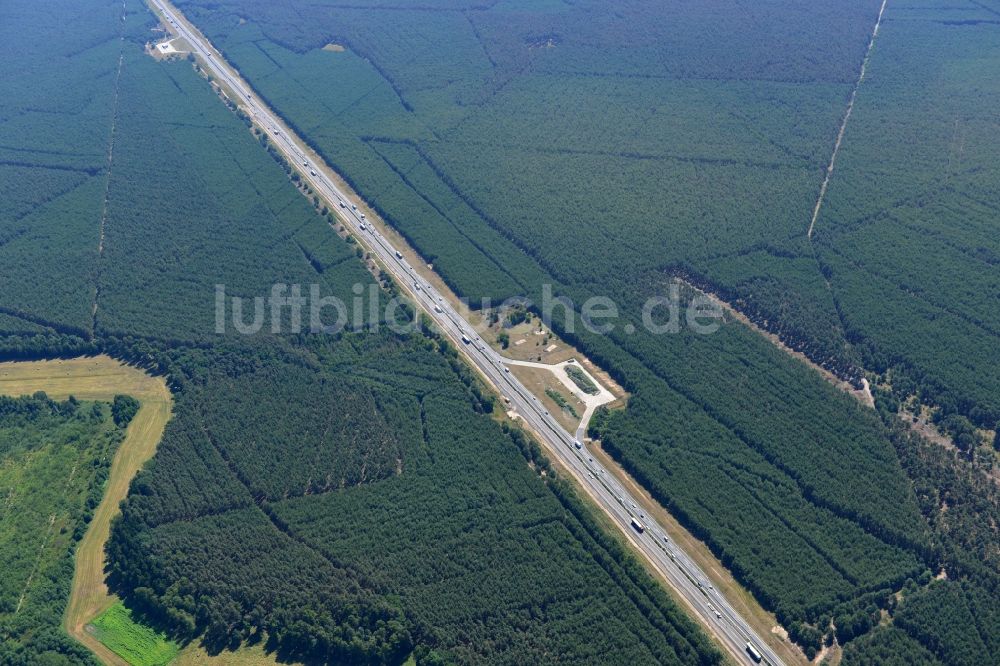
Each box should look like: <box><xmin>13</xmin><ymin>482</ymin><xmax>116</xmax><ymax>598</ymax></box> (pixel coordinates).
<box><xmin>92</xmin><ymin>0</ymin><xmax>130</xmax><ymax>334</ymax></box>
<box><xmin>807</xmin><ymin>0</ymin><xmax>888</xmax><ymax>239</ymax></box>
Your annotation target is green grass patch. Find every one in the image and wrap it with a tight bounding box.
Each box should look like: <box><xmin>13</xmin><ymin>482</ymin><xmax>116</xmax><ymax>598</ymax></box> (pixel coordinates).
<box><xmin>565</xmin><ymin>364</ymin><xmax>599</xmax><ymax>395</ymax></box>
<box><xmin>545</xmin><ymin>387</ymin><xmax>579</xmax><ymax>417</ymax></box>
<box><xmin>90</xmin><ymin>602</ymin><xmax>179</xmax><ymax>666</ymax></box>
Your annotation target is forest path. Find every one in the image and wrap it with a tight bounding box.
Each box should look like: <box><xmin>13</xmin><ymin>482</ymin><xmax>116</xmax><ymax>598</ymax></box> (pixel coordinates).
<box><xmin>807</xmin><ymin>0</ymin><xmax>889</xmax><ymax>239</ymax></box>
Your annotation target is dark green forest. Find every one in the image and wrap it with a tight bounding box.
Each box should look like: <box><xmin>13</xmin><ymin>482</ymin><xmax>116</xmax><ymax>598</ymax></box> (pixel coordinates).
<box><xmin>2</xmin><ymin>0</ymin><xmax>998</xmax><ymax>663</ymax></box>
<box><xmin>169</xmin><ymin>0</ymin><xmax>1000</xmax><ymax>434</ymax></box>
<box><xmin>106</xmin><ymin>332</ymin><xmax>722</xmax><ymax>664</ymax></box>
<box><xmin>0</xmin><ymin>1</ymin><xmax>722</xmax><ymax>663</ymax></box>
<box><xmin>0</xmin><ymin>394</ymin><xmax>129</xmax><ymax>666</ymax></box>
<box><xmin>815</xmin><ymin>1</ymin><xmax>1000</xmax><ymax>430</ymax></box>
<box><xmin>156</xmin><ymin>0</ymin><xmax>999</xmax><ymax>661</ymax></box>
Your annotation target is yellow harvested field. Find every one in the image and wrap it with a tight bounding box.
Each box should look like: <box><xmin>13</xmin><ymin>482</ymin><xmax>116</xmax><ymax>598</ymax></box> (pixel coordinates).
<box><xmin>0</xmin><ymin>355</ymin><xmax>173</xmax><ymax>666</ymax></box>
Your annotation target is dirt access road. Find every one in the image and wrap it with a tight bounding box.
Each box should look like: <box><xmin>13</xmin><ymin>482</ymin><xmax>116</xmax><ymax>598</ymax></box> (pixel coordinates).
<box><xmin>0</xmin><ymin>355</ymin><xmax>172</xmax><ymax>666</ymax></box>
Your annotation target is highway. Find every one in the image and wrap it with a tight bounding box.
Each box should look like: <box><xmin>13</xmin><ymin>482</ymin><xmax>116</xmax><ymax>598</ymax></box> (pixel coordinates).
<box><xmin>149</xmin><ymin>2</ymin><xmax>785</xmax><ymax>663</ymax></box>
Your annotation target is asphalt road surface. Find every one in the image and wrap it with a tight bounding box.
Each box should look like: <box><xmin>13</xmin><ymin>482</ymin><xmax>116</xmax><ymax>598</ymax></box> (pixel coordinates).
<box><xmin>150</xmin><ymin>3</ymin><xmax>786</xmax><ymax>663</ymax></box>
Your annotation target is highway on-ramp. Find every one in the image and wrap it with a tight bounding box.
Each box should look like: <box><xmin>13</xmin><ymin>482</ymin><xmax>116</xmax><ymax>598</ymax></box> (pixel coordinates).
<box><xmin>149</xmin><ymin>2</ymin><xmax>786</xmax><ymax>663</ymax></box>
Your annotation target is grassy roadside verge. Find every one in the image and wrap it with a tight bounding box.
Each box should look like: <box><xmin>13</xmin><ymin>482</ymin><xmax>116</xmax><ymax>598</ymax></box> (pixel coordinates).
<box><xmin>0</xmin><ymin>355</ymin><xmax>173</xmax><ymax>666</ymax></box>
